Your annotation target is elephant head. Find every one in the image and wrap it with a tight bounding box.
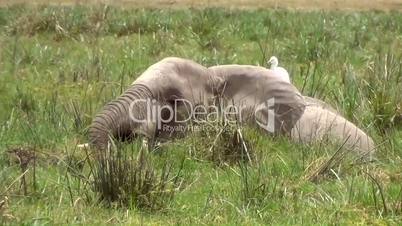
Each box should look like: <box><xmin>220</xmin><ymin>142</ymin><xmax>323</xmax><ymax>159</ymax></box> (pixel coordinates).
<box><xmin>88</xmin><ymin>57</ymin><xmax>222</xmax><ymax>150</ymax></box>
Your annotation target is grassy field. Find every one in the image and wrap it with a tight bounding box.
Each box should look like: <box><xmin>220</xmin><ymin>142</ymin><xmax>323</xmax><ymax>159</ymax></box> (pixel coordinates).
<box><xmin>1</xmin><ymin>0</ymin><xmax>402</xmax><ymax>11</ymax></box>
<box><xmin>0</xmin><ymin>4</ymin><xmax>402</xmax><ymax>225</ymax></box>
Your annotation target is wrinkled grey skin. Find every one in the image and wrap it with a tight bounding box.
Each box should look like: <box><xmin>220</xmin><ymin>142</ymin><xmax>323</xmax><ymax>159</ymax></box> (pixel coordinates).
<box><xmin>89</xmin><ymin>57</ymin><xmax>221</xmax><ymax>150</ymax></box>
<box><xmin>208</xmin><ymin>65</ymin><xmax>306</xmax><ymax>134</ymax></box>
<box><xmin>291</xmin><ymin>96</ymin><xmax>376</xmax><ymax>159</ymax></box>
<box><xmin>302</xmin><ymin>96</ymin><xmax>338</xmax><ymax>114</ymax></box>
<box><xmin>89</xmin><ymin>58</ymin><xmax>374</xmax><ymax>159</ymax></box>
<box><xmin>89</xmin><ymin>59</ymin><xmax>306</xmax><ymax>150</ymax></box>
<box><xmin>210</xmin><ymin>65</ymin><xmax>375</xmax><ymax>158</ymax></box>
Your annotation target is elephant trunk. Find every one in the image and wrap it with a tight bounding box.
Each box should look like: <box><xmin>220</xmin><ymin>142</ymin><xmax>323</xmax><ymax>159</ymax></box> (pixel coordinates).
<box><xmin>89</xmin><ymin>84</ymin><xmax>154</xmax><ymax>150</ymax></box>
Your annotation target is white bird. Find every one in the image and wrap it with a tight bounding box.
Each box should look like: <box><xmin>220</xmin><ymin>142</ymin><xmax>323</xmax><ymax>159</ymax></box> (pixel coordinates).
<box><xmin>267</xmin><ymin>56</ymin><xmax>291</xmax><ymax>83</ymax></box>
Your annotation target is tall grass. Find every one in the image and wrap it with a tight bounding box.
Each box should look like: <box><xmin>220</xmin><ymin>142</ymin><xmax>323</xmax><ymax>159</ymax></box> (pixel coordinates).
<box><xmin>90</xmin><ymin>142</ymin><xmax>183</xmax><ymax>210</ymax></box>
<box><xmin>0</xmin><ymin>5</ymin><xmax>401</xmax><ymax>225</ymax></box>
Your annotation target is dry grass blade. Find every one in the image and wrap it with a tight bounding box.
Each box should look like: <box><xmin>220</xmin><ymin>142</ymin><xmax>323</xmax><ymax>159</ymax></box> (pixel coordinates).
<box><xmin>0</xmin><ymin>196</ymin><xmax>16</xmax><ymax>222</ymax></box>
<box><xmin>304</xmin><ymin>137</ymin><xmax>351</xmax><ymax>182</ymax></box>
<box><xmin>362</xmin><ymin>170</ymin><xmax>388</xmax><ymax>215</ymax></box>
<box><xmin>5</xmin><ymin>147</ymin><xmax>36</xmax><ymax>195</ymax></box>
<box><xmin>0</xmin><ymin>197</ymin><xmax>8</xmax><ymax>213</ymax></box>
<box><xmin>1</xmin><ymin>169</ymin><xmax>29</xmax><ymax>196</ymax></box>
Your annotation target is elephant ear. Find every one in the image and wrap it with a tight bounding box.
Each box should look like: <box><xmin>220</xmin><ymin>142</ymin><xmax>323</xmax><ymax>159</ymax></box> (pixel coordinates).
<box><xmin>209</xmin><ymin>74</ymin><xmax>226</xmax><ymax>95</ymax></box>
<box><xmin>254</xmin><ymin>97</ymin><xmax>305</xmax><ymax>135</ymax></box>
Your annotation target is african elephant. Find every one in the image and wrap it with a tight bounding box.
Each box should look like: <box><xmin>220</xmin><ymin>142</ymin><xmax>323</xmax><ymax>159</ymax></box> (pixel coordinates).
<box><xmin>208</xmin><ymin>64</ymin><xmax>306</xmax><ymax>134</ymax></box>
<box><xmin>89</xmin><ymin>59</ymin><xmax>307</xmax><ymax>150</ymax></box>
<box><xmin>88</xmin><ymin>57</ymin><xmax>222</xmax><ymax>150</ymax></box>
<box><xmin>291</xmin><ymin>96</ymin><xmax>376</xmax><ymax>159</ymax></box>
<box><xmin>209</xmin><ymin>65</ymin><xmax>375</xmax><ymax>158</ymax></box>
<box><xmin>89</xmin><ymin>57</ymin><xmax>375</xmax><ymax>159</ymax></box>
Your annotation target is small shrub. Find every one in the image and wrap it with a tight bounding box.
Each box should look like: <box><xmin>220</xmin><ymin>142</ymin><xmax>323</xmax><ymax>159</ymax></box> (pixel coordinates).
<box><xmin>90</xmin><ymin>142</ymin><xmax>182</xmax><ymax>211</ymax></box>
<box><xmin>361</xmin><ymin>53</ymin><xmax>402</xmax><ymax>132</ymax></box>
<box><xmin>187</xmin><ymin>121</ymin><xmax>254</xmax><ymax>167</ymax></box>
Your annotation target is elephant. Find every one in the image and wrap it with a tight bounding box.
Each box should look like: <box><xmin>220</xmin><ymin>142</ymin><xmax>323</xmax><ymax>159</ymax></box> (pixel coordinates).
<box><xmin>88</xmin><ymin>57</ymin><xmax>222</xmax><ymax>150</ymax></box>
<box><xmin>209</xmin><ymin>65</ymin><xmax>375</xmax><ymax>158</ymax></box>
<box><xmin>89</xmin><ymin>59</ymin><xmax>307</xmax><ymax>150</ymax></box>
<box><xmin>88</xmin><ymin>57</ymin><xmax>375</xmax><ymax>159</ymax></box>
<box><xmin>208</xmin><ymin>64</ymin><xmax>306</xmax><ymax>134</ymax></box>
<box><xmin>291</xmin><ymin>96</ymin><xmax>376</xmax><ymax>159</ymax></box>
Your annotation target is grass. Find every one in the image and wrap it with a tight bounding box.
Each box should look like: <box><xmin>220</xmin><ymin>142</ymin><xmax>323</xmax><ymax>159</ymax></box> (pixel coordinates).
<box><xmin>0</xmin><ymin>4</ymin><xmax>401</xmax><ymax>225</ymax></box>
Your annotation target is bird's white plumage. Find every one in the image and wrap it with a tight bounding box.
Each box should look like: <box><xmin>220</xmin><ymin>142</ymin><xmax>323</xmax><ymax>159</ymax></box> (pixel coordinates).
<box><xmin>267</xmin><ymin>56</ymin><xmax>291</xmax><ymax>83</ymax></box>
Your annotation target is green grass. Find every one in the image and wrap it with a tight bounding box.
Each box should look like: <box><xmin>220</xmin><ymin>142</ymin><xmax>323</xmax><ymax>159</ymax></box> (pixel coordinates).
<box><xmin>0</xmin><ymin>4</ymin><xmax>402</xmax><ymax>225</ymax></box>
